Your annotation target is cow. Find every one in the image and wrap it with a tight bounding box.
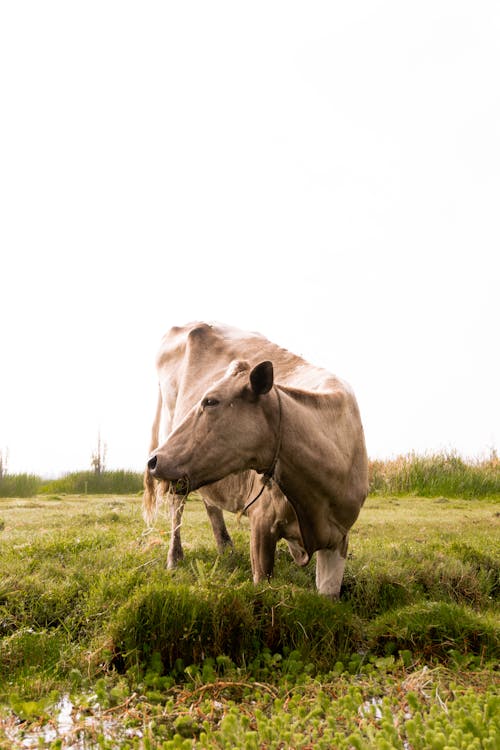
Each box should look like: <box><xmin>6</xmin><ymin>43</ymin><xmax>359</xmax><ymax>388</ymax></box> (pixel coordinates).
<box><xmin>144</xmin><ymin>321</ymin><xmax>368</xmax><ymax>598</ymax></box>
<box><xmin>143</xmin><ymin>324</ymin><xmax>307</xmax><ymax>582</ymax></box>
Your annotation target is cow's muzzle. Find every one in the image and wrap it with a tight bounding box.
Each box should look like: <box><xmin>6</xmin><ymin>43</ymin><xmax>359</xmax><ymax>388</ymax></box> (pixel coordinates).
<box><xmin>147</xmin><ymin>455</ymin><xmax>190</xmax><ymax>495</ymax></box>
<box><xmin>170</xmin><ymin>476</ymin><xmax>190</xmax><ymax>495</ymax></box>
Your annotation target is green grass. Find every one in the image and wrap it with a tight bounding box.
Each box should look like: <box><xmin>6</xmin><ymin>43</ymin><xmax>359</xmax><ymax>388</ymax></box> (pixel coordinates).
<box><xmin>0</xmin><ymin>493</ymin><xmax>498</xmax><ymax>748</ymax></box>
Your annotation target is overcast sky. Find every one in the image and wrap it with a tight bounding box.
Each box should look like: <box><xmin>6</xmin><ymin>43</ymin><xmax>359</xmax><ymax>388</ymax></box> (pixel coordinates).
<box><xmin>1</xmin><ymin>1</ymin><xmax>499</xmax><ymax>476</ymax></box>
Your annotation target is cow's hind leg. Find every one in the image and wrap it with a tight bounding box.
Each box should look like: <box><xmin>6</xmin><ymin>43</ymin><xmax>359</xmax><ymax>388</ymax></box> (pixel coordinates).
<box><xmin>315</xmin><ymin>538</ymin><xmax>348</xmax><ymax>599</ymax></box>
<box><xmin>203</xmin><ymin>501</ymin><xmax>233</xmax><ymax>554</ymax></box>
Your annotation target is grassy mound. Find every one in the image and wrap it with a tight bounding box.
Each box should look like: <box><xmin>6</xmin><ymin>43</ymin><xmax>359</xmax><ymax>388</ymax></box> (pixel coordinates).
<box><xmin>368</xmin><ymin>601</ymin><xmax>499</xmax><ymax>661</ymax></box>
<box><xmin>109</xmin><ymin>582</ymin><xmax>362</xmax><ymax>675</ymax></box>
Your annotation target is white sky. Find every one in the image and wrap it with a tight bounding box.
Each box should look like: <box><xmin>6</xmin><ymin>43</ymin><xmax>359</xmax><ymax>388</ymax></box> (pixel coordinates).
<box><xmin>1</xmin><ymin>1</ymin><xmax>499</xmax><ymax>476</ymax></box>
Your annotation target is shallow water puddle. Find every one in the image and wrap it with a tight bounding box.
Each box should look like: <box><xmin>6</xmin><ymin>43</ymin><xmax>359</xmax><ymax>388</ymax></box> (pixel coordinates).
<box><xmin>4</xmin><ymin>695</ymin><xmax>144</xmax><ymax>748</ymax></box>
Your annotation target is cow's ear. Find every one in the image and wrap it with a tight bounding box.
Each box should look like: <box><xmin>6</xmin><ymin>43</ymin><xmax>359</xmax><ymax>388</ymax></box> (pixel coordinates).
<box><xmin>250</xmin><ymin>361</ymin><xmax>274</xmax><ymax>396</ymax></box>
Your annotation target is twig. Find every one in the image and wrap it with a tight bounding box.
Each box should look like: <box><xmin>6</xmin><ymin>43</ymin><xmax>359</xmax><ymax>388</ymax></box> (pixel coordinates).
<box><xmin>101</xmin><ymin>692</ymin><xmax>138</xmax><ymax>715</ymax></box>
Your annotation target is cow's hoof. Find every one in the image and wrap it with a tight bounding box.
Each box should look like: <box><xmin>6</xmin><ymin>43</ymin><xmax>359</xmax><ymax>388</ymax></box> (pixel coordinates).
<box><xmin>167</xmin><ymin>553</ymin><xmax>183</xmax><ymax>569</ymax></box>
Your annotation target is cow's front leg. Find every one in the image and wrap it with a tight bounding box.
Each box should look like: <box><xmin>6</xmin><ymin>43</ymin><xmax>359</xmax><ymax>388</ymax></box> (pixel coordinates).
<box><xmin>167</xmin><ymin>494</ymin><xmax>186</xmax><ymax>568</ymax></box>
<box><xmin>315</xmin><ymin>539</ymin><xmax>348</xmax><ymax>599</ymax></box>
<box><xmin>248</xmin><ymin>508</ymin><xmax>279</xmax><ymax>583</ymax></box>
<box><xmin>203</xmin><ymin>501</ymin><xmax>233</xmax><ymax>554</ymax></box>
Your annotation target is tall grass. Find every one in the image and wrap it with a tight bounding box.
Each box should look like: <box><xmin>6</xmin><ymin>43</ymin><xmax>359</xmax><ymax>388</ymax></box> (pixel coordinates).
<box><xmin>0</xmin><ymin>452</ymin><xmax>498</xmax><ymax>497</ymax></box>
<box><xmin>40</xmin><ymin>470</ymin><xmax>143</xmax><ymax>495</ymax></box>
<box><xmin>0</xmin><ymin>473</ymin><xmax>41</xmax><ymax>498</ymax></box>
<box><xmin>369</xmin><ymin>450</ymin><xmax>500</xmax><ymax>498</ymax></box>
<box><xmin>0</xmin><ymin>470</ymin><xmax>143</xmax><ymax>497</ymax></box>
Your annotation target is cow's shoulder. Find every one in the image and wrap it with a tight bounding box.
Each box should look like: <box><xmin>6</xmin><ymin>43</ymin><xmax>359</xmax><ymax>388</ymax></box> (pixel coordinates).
<box><xmin>156</xmin><ymin>325</ymin><xmax>189</xmax><ymax>370</ymax></box>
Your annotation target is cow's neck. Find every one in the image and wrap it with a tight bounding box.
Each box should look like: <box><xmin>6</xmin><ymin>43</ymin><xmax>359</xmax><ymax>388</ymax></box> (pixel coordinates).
<box><xmin>271</xmin><ymin>385</ymin><xmax>364</xmax><ymax>555</ymax></box>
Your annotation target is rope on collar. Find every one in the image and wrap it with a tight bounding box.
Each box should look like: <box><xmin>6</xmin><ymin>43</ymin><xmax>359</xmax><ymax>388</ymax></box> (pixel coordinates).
<box><xmin>241</xmin><ymin>386</ymin><xmax>283</xmax><ymax>516</ymax></box>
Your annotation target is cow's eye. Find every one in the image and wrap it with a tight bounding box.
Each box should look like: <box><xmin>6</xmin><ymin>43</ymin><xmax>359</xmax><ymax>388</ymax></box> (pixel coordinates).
<box><xmin>203</xmin><ymin>397</ymin><xmax>219</xmax><ymax>408</ymax></box>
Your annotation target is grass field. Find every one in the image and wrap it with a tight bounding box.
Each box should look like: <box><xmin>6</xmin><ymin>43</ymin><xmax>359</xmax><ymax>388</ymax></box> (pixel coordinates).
<box><xmin>0</xmin><ymin>490</ymin><xmax>498</xmax><ymax>748</ymax></box>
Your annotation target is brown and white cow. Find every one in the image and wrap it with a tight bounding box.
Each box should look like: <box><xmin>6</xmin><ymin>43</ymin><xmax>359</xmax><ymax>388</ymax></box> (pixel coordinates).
<box><xmin>144</xmin><ymin>322</ymin><xmax>368</xmax><ymax>598</ymax></box>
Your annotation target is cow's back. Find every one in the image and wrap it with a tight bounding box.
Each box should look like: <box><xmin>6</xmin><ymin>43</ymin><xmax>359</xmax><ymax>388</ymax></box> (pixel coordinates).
<box><xmin>156</xmin><ymin>322</ymin><xmax>342</xmax><ymax>416</ymax></box>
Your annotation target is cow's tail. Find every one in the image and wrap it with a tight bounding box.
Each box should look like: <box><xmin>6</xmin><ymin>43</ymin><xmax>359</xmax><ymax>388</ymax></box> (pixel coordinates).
<box><xmin>143</xmin><ymin>385</ymin><xmax>164</xmax><ymax>524</ymax></box>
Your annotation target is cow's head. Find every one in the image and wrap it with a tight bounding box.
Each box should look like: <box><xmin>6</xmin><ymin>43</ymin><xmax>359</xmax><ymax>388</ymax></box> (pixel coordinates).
<box><xmin>147</xmin><ymin>360</ymin><xmax>279</xmax><ymax>494</ymax></box>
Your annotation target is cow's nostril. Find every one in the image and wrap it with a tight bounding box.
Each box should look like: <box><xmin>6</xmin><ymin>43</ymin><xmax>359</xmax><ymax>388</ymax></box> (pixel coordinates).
<box><xmin>148</xmin><ymin>455</ymin><xmax>158</xmax><ymax>472</ymax></box>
